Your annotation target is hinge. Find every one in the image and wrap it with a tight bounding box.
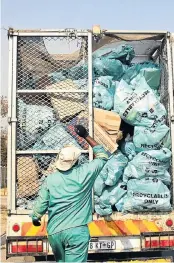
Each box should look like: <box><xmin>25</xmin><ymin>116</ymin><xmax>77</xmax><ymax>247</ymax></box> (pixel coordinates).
<box><xmin>171</xmin><ymin>115</ymin><xmax>174</xmax><ymax>122</ymax></box>
<box><xmin>8</xmin><ymin>117</ymin><xmax>17</xmax><ymax>124</ymax></box>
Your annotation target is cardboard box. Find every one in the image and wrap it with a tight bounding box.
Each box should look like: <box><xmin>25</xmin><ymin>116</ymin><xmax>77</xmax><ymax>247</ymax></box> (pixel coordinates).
<box><xmin>94</xmin><ymin>108</ymin><xmax>122</xmax><ymax>144</ymax></box>
<box><xmin>48</xmin><ymin>79</ymin><xmax>86</xmax><ymax>121</ymax></box>
<box><xmin>17</xmin><ymin>157</ymin><xmax>39</xmax><ymax>198</ymax></box>
<box><xmin>94</xmin><ymin>108</ymin><xmax>121</xmax><ymax>131</ymax></box>
<box><xmin>94</xmin><ymin>122</ymin><xmax>118</xmax><ymax>153</ymax></box>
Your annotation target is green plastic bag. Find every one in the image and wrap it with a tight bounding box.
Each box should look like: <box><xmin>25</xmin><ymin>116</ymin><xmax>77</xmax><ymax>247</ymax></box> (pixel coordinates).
<box><xmin>114</xmin><ymin>77</ymin><xmax>166</xmax><ymax>127</ymax></box>
<box><xmin>93</xmin><ymin>56</ymin><xmax>126</xmax><ymax>80</ymax></box>
<box><xmin>99</xmin><ymin>181</ymin><xmax>127</xmax><ymax>206</ymax></box>
<box><xmin>123</xmin><ymin>178</ymin><xmax>171</xmax><ymax>212</ymax></box>
<box><xmin>123</xmin><ymin>61</ymin><xmax>161</xmax><ymax>90</ymax></box>
<box><xmin>120</xmin><ymin>134</ymin><xmax>136</xmax><ymax>160</ymax></box>
<box><xmin>93</xmin><ymin>76</ymin><xmax>116</xmax><ymax>110</ymax></box>
<box><xmin>99</xmin><ymin>151</ymin><xmax>128</xmax><ymax>186</ymax></box>
<box><xmin>93</xmin><ymin>44</ymin><xmax>135</xmax><ymax>64</ymax></box>
<box><xmin>95</xmin><ymin>203</ymin><xmax>112</xmax><ymax>216</ymax></box>
<box><xmin>94</xmin><ymin>174</ymin><xmax>105</xmax><ymax>197</ymax></box>
<box><xmin>133</xmin><ymin>125</ymin><xmax>171</xmax><ymax>152</ymax></box>
<box><xmin>67</xmin><ymin>61</ymin><xmax>88</xmax><ymax>80</ymax></box>
<box><xmin>123</xmin><ymin>148</ymin><xmax>171</xmax><ymax>185</ymax></box>
<box><xmin>18</xmin><ymin>99</ymin><xmax>56</xmax><ymax>149</ymax></box>
<box><xmin>115</xmin><ymin>196</ymin><xmax>126</xmax><ymax>212</ymax></box>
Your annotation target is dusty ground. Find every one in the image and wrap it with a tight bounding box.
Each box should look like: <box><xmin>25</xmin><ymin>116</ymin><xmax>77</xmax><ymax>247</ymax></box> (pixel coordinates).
<box><xmin>0</xmin><ymin>207</ymin><xmax>7</xmax><ymax>236</ymax></box>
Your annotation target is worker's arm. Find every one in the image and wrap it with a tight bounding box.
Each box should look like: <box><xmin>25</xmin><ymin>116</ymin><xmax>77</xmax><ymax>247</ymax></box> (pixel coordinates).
<box><xmin>85</xmin><ymin>135</ymin><xmax>98</xmax><ymax>148</ymax></box>
<box><xmin>30</xmin><ymin>180</ymin><xmax>49</xmax><ymax>226</ymax></box>
<box><xmin>75</xmin><ymin>125</ymin><xmax>109</xmax><ymax>184</ymax></box>
<box><xmin>75</xmin><ymin>125</ymin><xmax>98</xmax><ymax>148</ymax></box>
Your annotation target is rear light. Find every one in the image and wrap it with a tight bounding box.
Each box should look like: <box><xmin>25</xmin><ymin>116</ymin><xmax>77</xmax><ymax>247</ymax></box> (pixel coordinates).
<box><xmin>10</xmin><ymin>241</ymin><xmax>43</xmax><ymax>253</ymax></box>
<box><xmin>145</xmin><ymin>238</ymin><xmax>174</xmax><ymax>248</ymax></box>
<box><xmin>143</xmin><ymin>232</ymin><xmax>174</xmax><ymax>250</ymax></box>
<box><xmin>166</xmin><ymin>219</ymin><xmax>173</xmax><ymax>227</ymax></box>
<box><xmin>12</xmin><ymin>224</ymin><xmax>20</xmax><ymax>232</ymax></box>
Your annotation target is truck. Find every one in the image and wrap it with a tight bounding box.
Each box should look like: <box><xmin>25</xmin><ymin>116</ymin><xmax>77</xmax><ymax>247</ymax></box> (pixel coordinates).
<box><xmin>6</xmin><ymin>27</ymin><xmax>174</xmax><ymax>262</ymax></box>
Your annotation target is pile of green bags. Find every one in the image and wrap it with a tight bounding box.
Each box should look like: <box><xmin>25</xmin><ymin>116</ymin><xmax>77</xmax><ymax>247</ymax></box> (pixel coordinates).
<box><xmin>91</xmin><ymin>43</ymin><xmax>171</xmax><ymax>214</ymax></box>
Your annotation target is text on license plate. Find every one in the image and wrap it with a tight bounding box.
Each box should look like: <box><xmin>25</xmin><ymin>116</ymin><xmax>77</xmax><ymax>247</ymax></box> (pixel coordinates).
<box><xmin>89</xmin><ymin>241</ymin><xmax>116</xmax><ymax>250</ymax></box>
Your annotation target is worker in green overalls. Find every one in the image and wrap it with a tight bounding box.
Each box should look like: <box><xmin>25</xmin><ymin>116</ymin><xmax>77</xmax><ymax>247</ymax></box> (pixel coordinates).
<box><xmin>31</xmin><ymin>125</ymin><xmax>108</xmax><ymax>262</ymax></box>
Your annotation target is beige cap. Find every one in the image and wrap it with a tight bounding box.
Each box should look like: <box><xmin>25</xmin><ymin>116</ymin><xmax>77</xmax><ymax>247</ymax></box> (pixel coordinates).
<box><xmin>56</xmin><ymin>145</ymin><xmax>81</xmax><ymax>171</ymax></box>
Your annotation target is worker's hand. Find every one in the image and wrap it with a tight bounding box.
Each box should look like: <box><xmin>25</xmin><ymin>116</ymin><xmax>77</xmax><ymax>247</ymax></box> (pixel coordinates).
<box><xmin>75</xmin><ymin>125</ymin><xmax>88</xmax><ymax>138</ymax></box>
<box><xmin>32</xmin><ymin>218</ymin><xmax>41</xmax><ymax>227</ymax></box>
<box><xmin>31</xmin><ymin>215</ymin><xmax>41</xmax><ymax>227</ymax></box>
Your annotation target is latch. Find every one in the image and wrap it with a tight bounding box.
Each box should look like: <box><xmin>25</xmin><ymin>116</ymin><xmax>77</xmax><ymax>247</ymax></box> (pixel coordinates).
<box><xmin>8</xmin><ymin>117</ymin><xmax>17</xmax><ymax>124</ymax></box>
<box><xmin>64</xmin><ymin>28</ymin><xmax>77</xmax><ymax>39</ymax></box>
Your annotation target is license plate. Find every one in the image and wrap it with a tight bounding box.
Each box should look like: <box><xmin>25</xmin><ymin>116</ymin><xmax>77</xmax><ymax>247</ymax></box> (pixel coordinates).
<box><xmin>89</xmin><ymin>240</ymin><xmax>116</xmax><ymax>250</ymax></box>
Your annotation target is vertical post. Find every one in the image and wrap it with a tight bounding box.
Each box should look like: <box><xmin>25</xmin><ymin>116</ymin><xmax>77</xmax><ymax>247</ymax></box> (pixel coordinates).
<box><xmin>11</xmin><ymin>36</ymin><xmax>17</xmax><ymax>212</ymax></box>
<box><xmin>88</xmin><ymin>32</ymin><xmax>93</xmax><ymax>161</ymax></box>
<box><xmin>7</xmin><ymin>35</ymin><xmax>13</xmax><ymax>210</ymax></box>
<box><xmin>88</xmin><ymin>32</ymin><xmax>95</xmax><ymax>212</ymax></box>
<box><xmin>167</xmin><ymin>35</ymin><xmax>174</xmax><ymax>207</ymax></box>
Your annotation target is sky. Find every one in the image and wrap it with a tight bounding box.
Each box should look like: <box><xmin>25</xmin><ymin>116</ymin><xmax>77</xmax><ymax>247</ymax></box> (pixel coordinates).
<box><xmin>1</xmin><ymin>0</ymin><xmax>174</xmax><ymax>96</ymax></box>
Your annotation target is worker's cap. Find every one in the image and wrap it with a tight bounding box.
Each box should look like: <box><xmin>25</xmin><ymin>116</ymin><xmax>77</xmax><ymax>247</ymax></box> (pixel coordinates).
<box><xmin>56</xmin><ymin>145</ymin><xmax>81</xmax><ymax>171</ymax></box>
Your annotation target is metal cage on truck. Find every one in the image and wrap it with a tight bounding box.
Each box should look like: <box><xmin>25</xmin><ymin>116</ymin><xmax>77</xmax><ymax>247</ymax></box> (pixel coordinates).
<box><xmin>6</xmin><ymin>28</ymin><xmax>174</xmax><ymax>260</ymax></box>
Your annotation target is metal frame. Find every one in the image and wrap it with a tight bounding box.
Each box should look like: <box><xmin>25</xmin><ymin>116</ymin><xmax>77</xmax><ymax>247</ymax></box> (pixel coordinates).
<box><xmin>11</xmin><ymin>36</ymin><xmax>17</xmax><ymax>212</ymax></box>
<box><xmin>9</xmin><ymin>30</ymin><xmax>89</xmax><ymax>37</ymax></box>
<box><xmin>17</xmin><ymin>90</ymin><xmax>88</xmax><ymax>94</ymax></box>
<box><xmin>167</xmin><ymin>35</ymin><xmax>174</xmax><ymax>207</ymax></box>
<box><xmin>104</xmin><ymin>30</ymin><xmax>167</xmax><ymax>34</ymax></box>
<box><xmin>16</xmin><ymin>150</ymin><xmax>88</xmax><ymax>154</ymax></box>
<box><xmin>7</xmin><ymin>35</ymin><xmax>13</xmax><ymax>210</ymax></box>
<box><xmin>88</xmin><ymin>32</ymin><xmax>93</xmax><ymax>162</ymax></box>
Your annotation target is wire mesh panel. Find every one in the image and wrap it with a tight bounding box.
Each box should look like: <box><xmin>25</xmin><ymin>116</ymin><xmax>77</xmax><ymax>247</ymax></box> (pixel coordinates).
<box><xmin>17</xmin><ymin>36</ymin><xmax>88</xmax><ymax>90</ymax></box>
<box><xmin>15</xmin><ymin>33</ymin><xmax>91</xmax><ymax>210</ymax></box>
<box><xmin>16</xmin><ymin>93</ymin><xmax>88</xmax><ymax>150</ymax></box>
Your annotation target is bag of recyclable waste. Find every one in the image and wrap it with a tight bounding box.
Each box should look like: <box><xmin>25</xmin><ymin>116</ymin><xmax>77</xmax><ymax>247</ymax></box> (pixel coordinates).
<box><xmin>23</xmin><ymin>73</ymin><xmax>62</xmax><ymax>90</ymax></box>
<box><xmin>123</xmin><ymin>61</ymin><xmax>161</xmax><ymax>90</ymax></box>
<box><xmin>123</xmin><ymin>178</ymin><xmax>171</xmax><ymax>212</ymax></box>
<box><xmin>99</xmin><ymin>181</ymin><xmax>127</xmax><ymax>206</ymax></box>
<box><xmin>93</xmin><ymin>44</ymin><xmax>135</xmax><ymax>65</ymax></box>
<box><xmin>33</xmin><ymin>121</ymin><xmax>81</xmax><ymax>150</ymax></box>
<box><xmin>120</xmin><ymin>134</ymin><xmax>136</xmax><ymax>160</ymax></box>
<box><xmin>93</xmin><ymin>56</ymin><xmax>126</xmax><ymax>80</ymax></box>
<box><xmin>99</xmin><ymin>151</ymin><xmax>128</xmax><ymax>186</ymax></box>
<box><xmin>93</xmin><ymin>76</ymin><xmax>116</xmax><ymax>110</ymax></box>
<box><xmin>94</xmin><ymin>174</ymin><xmax>105</xmax><ymax>197</ymax></box>
<box><xmin>123</xmin><ymin>148</ymin><xmax>171</xmax><ymax>185</ymax></box>
<box><xmin>67</xmin><ymin>61</ymin><xmax>88</xmax><ymax>80</ymax></box>
<box><xmin>33</xmin><ymin>121</ymin><xmax>81</xmax><ymax>168</ymax></box>
<box><xmin>133</xmin><ymin>125</ymin><xmax>171</xmax><ymax>152</ymax></box>
<box><xmin>48</xmin><ymin>71</ymin><xmax>66</xmax><ymax>83</ymax></box>
<box><xmin>114</xmin><ymin>77</ymin><xmax>166</xmax><ymax>127</ymax></box>
<box><xmin>95</xmin><ymin>203</ymin><xmax>112</xmax><ymax>216</ymax></box>
<box><xmin>115</xmin><ymin>196</ymin><xmax>126</xmax><ymax>212</ymax></box>
<box><xmin>73</xmin><ymin>78</ymin><xmax>88</xmax><ymax>90</ymax></box>
<box><xmin>17</xmin><ymin>99</ymin><xmax>56</xmax><ymax>149</ymax></box>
